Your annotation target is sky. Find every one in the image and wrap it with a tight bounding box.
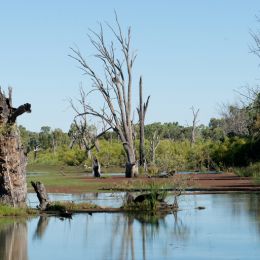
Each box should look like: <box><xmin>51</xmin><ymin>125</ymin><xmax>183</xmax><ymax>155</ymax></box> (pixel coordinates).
<box><xmin>0</xmin><ymin>1</ymin><xmax>260</xmax><ymax>132</ymax></box>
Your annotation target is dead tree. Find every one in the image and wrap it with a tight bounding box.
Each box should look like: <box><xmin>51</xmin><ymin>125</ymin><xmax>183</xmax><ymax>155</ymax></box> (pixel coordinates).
<box><xmin>150</xmin><ymin>131</ymin><xmax>160</xmax><ymax>164</ymax></box>
<box><xmin>33</xmin><ymin>145</ymin><xmax>40</xmax><ymax>160</ymax></box>
<box><xmin>137</xmin><ymin>77</ymin><xmax>150</xmax><ymax>168</ymax></box>
<box><xmin>70</xmin><ymin>13</ymin><xmax>140</xmax><ymax>177</ymax></box>
<box><xmin>0</xmin><ymin>87</ymin><xmax>31</xmax><ymax>207</ymax></box>
<box><xmin>190</xmin><ymin>106</ymin><xmax>199</xmax><ymax>146</ymax></box>
<box><xmin>70</xmin><ymin>87</ymin><xmax>111</xmax><ymax>159</ymax></box>
<box><xmin>219</xmin><ymin>102</ymin><xmax>251</xmax><ymax>136</ymax></box>
<box><xmin>92</xmin><ymin>157</ymin><xmax>101</xmax><ymax>177</ymax></box>
<box><xmin>31</xmin><ymin>181</ymin><xmax>49</xmax><ymax>210</ymax></box>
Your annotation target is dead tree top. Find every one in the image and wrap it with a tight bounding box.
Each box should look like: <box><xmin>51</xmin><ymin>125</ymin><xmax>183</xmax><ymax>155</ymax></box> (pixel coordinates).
<box><xmin>0</xmin><ymin>88</ymin><xmax>31</xmax><ymax>125</ymax></box>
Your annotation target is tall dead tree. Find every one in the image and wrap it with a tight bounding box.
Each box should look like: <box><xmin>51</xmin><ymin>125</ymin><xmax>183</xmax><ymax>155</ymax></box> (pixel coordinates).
<box><xmin>137</xmin><ymin>77</ymin><xmax>150</xmax><ymax>168</ymax></box>
<box><xmin>0</xmin><ymin>88</ymin><xmax>31</xmax><ymax>207</ymax></box>
<box><xmin>190</xmin><ymin>106</ymin><xmax>199</xmax><ymax>146</ymax></box>
<box><xmin>70</xmin><ymin>13</ymin><xmax>140</xmax><ymax>177</ymax></box>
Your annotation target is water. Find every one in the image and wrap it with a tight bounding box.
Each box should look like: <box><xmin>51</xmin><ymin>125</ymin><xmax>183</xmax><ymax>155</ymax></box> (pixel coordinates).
<box><xmin>27</xmin><ymin>192</ymin><xmax>125</xmax><ymax>208</ymax></box>
<box><xmin>1</xmin><ymin>193</ymin><xmax>260</xmax><ymax>259</ymax></box>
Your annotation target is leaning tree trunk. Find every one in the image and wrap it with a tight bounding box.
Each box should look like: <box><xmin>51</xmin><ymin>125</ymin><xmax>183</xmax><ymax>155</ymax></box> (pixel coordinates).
<box><xmin>31</xmin><ymin>181</ymin><xmax>49</xmax><ymax>210</ymax></box>
<box><xmin>0</xmin><ymin>88</ymin><xmax>31</xmax><ymax>207</ymax></box>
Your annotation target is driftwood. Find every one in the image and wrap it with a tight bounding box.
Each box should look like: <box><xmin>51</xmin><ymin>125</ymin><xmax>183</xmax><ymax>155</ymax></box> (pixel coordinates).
<box><xmin>31</xmin><ymin>181</ymin><xmax>49</xmax><ymax>210</ymax></box>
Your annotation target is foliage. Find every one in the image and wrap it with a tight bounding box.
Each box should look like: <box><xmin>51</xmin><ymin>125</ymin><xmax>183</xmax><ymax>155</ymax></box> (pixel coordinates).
<box><xmin>123</xmin><ymin>182</ymin><xmax>167</xmax><ymax>211</ymax></box>
<box><xmin>234</xmin><ymin>162</ymin><xmax>260</xmax><ymax>178</ymax></box>
<box><xmin>21</xmin><ymin>87</ymin><xmax>260</xmax><ymax>174</ymax></box>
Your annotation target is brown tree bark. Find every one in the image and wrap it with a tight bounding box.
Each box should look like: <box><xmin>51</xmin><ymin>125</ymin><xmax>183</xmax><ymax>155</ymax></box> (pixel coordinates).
<box><xmin>0</xmin><ymin>88</ymin><xmax>31</xmax><ymax>207</ymax></box>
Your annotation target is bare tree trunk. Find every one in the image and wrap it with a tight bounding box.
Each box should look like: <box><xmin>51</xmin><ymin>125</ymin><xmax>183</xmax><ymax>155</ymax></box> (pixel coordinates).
<box><xmin>92</xmin><ymin>157</ymin><xmax>101</xmax><ymax>178</ymax></box>
<box><xmin>137</xmin><ymin>77</ymin><xmax>150</xmax><ymax>168</ymax></box>
<box><xmin>31</xmin><ymin>181</ymin><xmax>49</xmax><ymax>210</ymax></box>
<box><xmin>124</xmin><ymin>144</ymin><xmax>138</xmax><ymax>178</ymax></box>
<box><xmin>0</xmin><ymin>88</ymin><xmax>31</xmax><ymax>207</ymax></box>
<box><xmin>33</xmin><ymin>145</ymin><xmax>40</xmax><ymax>160</ymax></box>
<box><xmin>150</xmin><ymin>131</ymin><xmax>160</xmax><ymax>164</ymax></box>
<box><xmin>70</xmin><ymin>13</ymin><xmax>141</xmax><ymax>178</ymax></box>
<box><xmin>191</xmin><ymin>106</ymin><xmax>199</xmax><ymax>146</ymax></box>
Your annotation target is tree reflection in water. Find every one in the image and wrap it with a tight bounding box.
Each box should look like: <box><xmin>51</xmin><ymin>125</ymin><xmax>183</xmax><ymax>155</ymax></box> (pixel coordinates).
<box><xmin>108</xmin><ymin>211</ymin><xmax>190</xmax><ymax>260</ymax></box>
<box><xmin>0</xmin><ymin>220</ymin><xmax>28</xmax><ymax>260</ymax></box>
<box><xmin>215</xmin><ymin>193</ymin><xmax>260</xmax><ymax>234</ymax></box>
<box><xmin>33</xmin><ymin>216</ymin><xmax>50</xmax><ymax>240</ymax></box>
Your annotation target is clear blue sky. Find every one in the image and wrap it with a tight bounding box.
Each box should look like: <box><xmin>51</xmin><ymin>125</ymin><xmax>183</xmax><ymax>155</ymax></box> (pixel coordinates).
<box><xmin>0</xmin><ymin>1</ymin><xmax>259</xmax><ymax>132</ymax></box>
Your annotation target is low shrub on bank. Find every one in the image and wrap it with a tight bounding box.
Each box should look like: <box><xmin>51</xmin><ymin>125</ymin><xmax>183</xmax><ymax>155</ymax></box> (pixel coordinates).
<box><xmin>234</xmin><ymin>162</ymin><xmax>260</xmax><ymax>178</ymax></box>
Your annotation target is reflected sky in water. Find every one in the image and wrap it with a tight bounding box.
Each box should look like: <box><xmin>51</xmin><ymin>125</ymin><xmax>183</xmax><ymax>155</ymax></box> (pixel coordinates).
<box><xmin>1</xmin><ymin>193</ymin><xmax>260</xmax><ymax>259</ymax></box>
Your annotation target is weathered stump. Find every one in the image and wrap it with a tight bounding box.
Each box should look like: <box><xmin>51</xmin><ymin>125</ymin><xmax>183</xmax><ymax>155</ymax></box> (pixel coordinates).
<box><xmin>93</xmin><ymin>158</ymin><xmax>101</xmax><ymax>178</ymax></box>
<box><xmin>0</xmin><ymin>88</ymin><xmax>31</xmax><ymax>207</ymax></box>
<box><xmin>125</xmin><ymin>162</ymin><xmax>138</xmax><ymax>178</ymax></box>
<box><xmin>31</xmin><ymin>181</ymin><xmax>49</xmax><ymax>210</ymax></box>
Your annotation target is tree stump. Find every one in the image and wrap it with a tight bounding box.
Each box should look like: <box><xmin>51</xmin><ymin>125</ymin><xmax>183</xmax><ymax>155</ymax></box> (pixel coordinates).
<box><xmin>93</xmin><ymin>158</ymin><xmax>101</xmax><ymax>178</ymax></box>
<box><xmin>125</xmin><ymin>162</ymin><xmax>138</xmax><ymax>178</ymax></box>
<box><xmin>31</xmin><ymin>181</ymin><xmax>49</xmax><ymax>210</ymax></box>
<box><xmin>0</xmin><ymin>88</ymin><xmax>31</xmax><ymax>207</ymax></box>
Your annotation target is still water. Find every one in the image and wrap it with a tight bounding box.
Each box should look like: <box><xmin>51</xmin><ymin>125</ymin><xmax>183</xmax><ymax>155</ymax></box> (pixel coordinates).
<box><xmin>1</xmin><ymin>193</ymin><xmax>260</xmax><ymax>260</ymax></box>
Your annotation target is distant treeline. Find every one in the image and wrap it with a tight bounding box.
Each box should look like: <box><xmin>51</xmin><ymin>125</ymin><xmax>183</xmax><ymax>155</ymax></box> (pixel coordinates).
<box><xmin>19</xmin><ymin>89</ymin><xmax>260</xmax><ymax>171</ymax></box>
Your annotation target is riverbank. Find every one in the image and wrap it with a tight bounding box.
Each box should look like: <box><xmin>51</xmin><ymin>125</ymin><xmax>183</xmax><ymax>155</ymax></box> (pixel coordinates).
<box><xmin>26</xmin><ymin>165</ymin><xmax>260</xmax><ymax>193</ymax></box>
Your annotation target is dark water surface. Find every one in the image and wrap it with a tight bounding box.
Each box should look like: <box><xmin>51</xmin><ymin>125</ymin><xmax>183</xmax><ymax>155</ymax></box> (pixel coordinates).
<box><xmin>1</xmin><ymin>193</ymin><xmax>260</xmax><ymax>259</ymax></box>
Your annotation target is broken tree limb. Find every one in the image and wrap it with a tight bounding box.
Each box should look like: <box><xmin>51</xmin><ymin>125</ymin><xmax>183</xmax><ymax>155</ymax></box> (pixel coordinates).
<box><xmin>8</xmin><ymin>103</ymin><xmax>31</xmax><ymax>124</ymax></box>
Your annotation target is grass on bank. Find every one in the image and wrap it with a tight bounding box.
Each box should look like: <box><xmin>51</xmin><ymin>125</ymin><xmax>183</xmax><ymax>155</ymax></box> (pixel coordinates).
<box><xmin>0</xmin><ymin>204</ymin><xmax>37</xmax><ymax>217</ymax></box>
<box><xmin>27</xmin><ymin>164</ymin><xmax>190</xmax><ymax>193</ymax></box>
<box><xmin>46</xmin><ymin>201</ymin><xmax>100</xmax><ymax>211</ymax></box>
<box><xmin>27</xmin><ymin>164</ymin><xmax>112</xmax><ymax>192</ymax></box>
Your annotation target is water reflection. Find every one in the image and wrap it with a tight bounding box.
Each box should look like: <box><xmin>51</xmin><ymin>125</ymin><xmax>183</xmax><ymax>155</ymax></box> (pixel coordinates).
<box><xmin>212</xmin><ymin>193</ymin><xmax>260</xmax><ymax>233</ymax></box>
<box><xmin>33</xmin><ymin>216</ymin><xmax>50</xmax><ymax>240</ymax></box>
<box><xmin>2</xmin><ymin>193</ymin><xmax>260</xmax><ymax>259</ymax></box>
<box><xmin>107</xmin><ymin>211</ymin><xmax>190</xmax><ymax>260</ymax></box>
<box><xmin>0</xmin><ymin>220</ymin><xmax>28</xmax><ymax>260</ymax></box>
